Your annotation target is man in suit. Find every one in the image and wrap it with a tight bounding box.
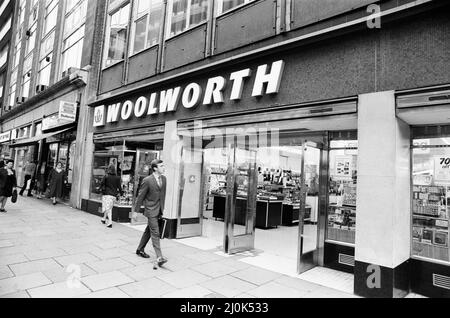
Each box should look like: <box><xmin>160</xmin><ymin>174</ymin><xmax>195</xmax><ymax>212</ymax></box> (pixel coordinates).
<box><xmin>135</xmin><ymin>159</ymin><xmax>168</xmax><ymax>267</ymax></box>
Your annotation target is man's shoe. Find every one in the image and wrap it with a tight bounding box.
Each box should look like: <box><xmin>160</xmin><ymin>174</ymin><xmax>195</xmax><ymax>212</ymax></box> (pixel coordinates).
<box><xmin>136</xmin><ymin>250</ymin><xmax>150</xmax><ymax>259</ymax></box>
<box><xmin>106</xmin><ymin>224</ymin><xmax>112</xmax><ymax>228</ymax></box>
<box><xmin>157</xmin><ymin>257</ymin><xmax>168</xmax><ymax>267</ymax></box>
<box><xmin>101</xmin><ymin>220</ymin><xmax>106</xmax><ymax>224</ymax></box>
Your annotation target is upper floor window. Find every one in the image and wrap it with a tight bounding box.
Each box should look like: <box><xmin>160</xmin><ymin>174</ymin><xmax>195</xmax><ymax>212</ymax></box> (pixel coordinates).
<box><xmin>18</xmin><ymin>0</ymin><xmax>26</xmax><ymax>26</ymax></box>
<box><xmin>61</xmin><ymin>25</ymin><xmax>85</xmax><ymax>73</ymax></box>
<box><xmin>42</xmin><ymin>0</ymin><xmax>59</xmax><ymax>37</ymax></box>
<box><xmin>25</xmin><ymin>23</ymin><xmax>37</xmax><ymax>55</ymax></box>
<box><xmin>217</xmin><ymin>0</ymin><xmax>255</xmax><ymax>14</ymax></box>
<box><xmin>28</xmin><ymin>0</ymin><xmax>40</xmax><ymax>27</ymax></box>
<box><xmin>130</xmin><ymin>0</ymin><xmax>162</xmax><ymax>55</ymax></box>
<box><xmin>166</xmin><ymin>0</ymin><xmax>209</xmax><ymax>38</ymax></box>
<box><xmin>38</xmin><ymin>52</ymin><xmax>52</xmax><ymax>86</ymax></box>
<box><xmin>104</xmin><ymin>3</ymin><xmax>130</xmax><ymax>67</ymax></box>
<box><xmin>0</xmin><ymin>44</ymin><xmax>8</xmax><ymax>68</ymax></box>
<box><xmin>64</xmin><ymin>0</ymin><xmax>88</xmax><ymax>38</ymax></box>
<box><xmin>61</xmin><ymin>0</ymin><xmax>87</xmax><ymax>75</ymax></box>
<box><xmin>0</xmin><ymin>73</ymin><xmax>4</xmax><ymax>99</ymax></box>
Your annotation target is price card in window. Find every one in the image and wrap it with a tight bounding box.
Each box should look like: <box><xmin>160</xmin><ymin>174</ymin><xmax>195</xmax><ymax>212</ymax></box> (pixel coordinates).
<box><xmin>434</xmin><ymin>156</ymin><xmax>450</xmax><ymax>182</ymax></box>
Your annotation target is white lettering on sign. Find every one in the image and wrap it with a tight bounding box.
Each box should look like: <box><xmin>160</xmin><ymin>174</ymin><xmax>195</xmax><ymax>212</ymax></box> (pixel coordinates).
<box><xmin>93</xmin><ymin>60</ymin><xmax>285</xmax><ymax>127</ymax></box>
<box><xmin>160</xmin><ymin>87</ymin><xmax>181</xmax><ymax>113</ymax></box>
<box><xmin>148</xmin><ymin>93</ymin><xmax>158</xmax><ymax>115</ymax></box>
<box><xmin>230</xmin><ymin>69</ymin><xmax>251</xmax><ymax>101</ymax></box>
<box><xmin>107</xmin><ymin>103</ymin><xmax>121</xmax><ymax>123</ymax></box>
<box><xmin>252</xmin><ymin>60</ymin><xmax>285</xmax><ymax>97</ymax></box>
<box><xmin>203</xmin><ymin>76</ymin><xmax>226</xmax><ymax>105</ymax></box>
<box><xmin>182</xmin><ymin>83</ymin><xmax>202</xmax><ymax>109</ymax></box>
<box><xmin>134</xmin><ymin>96</ymin><xmax>148</xmax><ymax>118</ymax></box>
<box><xmin>121</xmin><ymin>100</ymin><xmax>133</xmax><ymax>120</ymax></box>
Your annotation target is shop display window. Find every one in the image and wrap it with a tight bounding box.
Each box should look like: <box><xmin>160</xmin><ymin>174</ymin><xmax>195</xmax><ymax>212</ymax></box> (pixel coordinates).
<box><xmin>412</xmin><ymin>137</ymin><xmax>450</xmax><ymax>263</ymax></box>
<box><xmin>327</xmin><ymin>139</ymin><xmax>358</xmax><ymax>245</ymax></box>
<box><xmin>91</xmin><ymin>136</ymin><xmax>162</xmax><ymax>207</ymax></box>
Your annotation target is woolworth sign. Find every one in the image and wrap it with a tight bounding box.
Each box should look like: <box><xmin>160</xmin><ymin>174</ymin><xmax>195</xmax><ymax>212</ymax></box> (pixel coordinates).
<box><xmin>93</xmin><ymin>60</ymin><xmax>285</xmax><ymax>128</ymax></box>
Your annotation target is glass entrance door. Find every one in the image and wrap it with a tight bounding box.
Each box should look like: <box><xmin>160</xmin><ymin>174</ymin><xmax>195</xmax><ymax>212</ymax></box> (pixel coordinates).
<box><xmin>176</xmin><ymin>136</ymin><xmax>205</xmax><ymax>239</ymax></box>
<box><xmin>131</xmin><ymin>149</ymin><xmax>159</xmax><ymax>225</ymax></box>
<box><xmin>224</xmin><ymin>145</ymin><xmax>258</xmax><ymax>254</ymax></box>
<box><xmin>298</xmin><ymin>140</ymin><xmax>324</xmax><ymax>274</ymax></box>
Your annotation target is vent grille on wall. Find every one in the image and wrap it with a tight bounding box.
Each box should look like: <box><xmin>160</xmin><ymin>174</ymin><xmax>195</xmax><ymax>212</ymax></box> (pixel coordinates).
<box><xmin>338</xmin><ymin>254</ymin><xmax>355</xmax><ymax>267</ymax></box>
<box><xmin>433</xmin><ymin>274</ymin><xmax>450</xmax><ymax>290</ymax></box>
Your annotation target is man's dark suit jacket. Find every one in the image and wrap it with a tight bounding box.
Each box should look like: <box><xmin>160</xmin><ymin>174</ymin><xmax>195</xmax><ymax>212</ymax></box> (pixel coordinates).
<box><xmin>135</xmin><ymin>174</ymin><xmax>166</xmax><ymax>218</ymax></box>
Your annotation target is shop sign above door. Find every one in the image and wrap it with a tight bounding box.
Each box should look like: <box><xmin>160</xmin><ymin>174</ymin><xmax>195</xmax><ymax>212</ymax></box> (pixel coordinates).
<box><xmin>0</xmin><ymin>131</ymin><xmax>11</xmax><ymax>143</ymax></box>
<box><xmin>59</xmin><ymin>101</ymin><xmax>77</xmax><ymax>121</ymax></box>
<box><xmin>43</xmin><ymin>101</ymin><xmax>78</xmax><ymax>132</ymax></box>
<box><xmin>93</xmin><ymin>60</ymin><xmax>285</xmax><ymax>128</ymax></box>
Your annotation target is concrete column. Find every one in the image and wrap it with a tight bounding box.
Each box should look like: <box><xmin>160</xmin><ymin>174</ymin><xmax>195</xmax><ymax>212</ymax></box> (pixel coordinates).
<box><xmin>354</xmin><ymin>91</ymin><xmax>411</xmax><ymax>298</ymax></box>
<box><xmin>161</xmin><ymin>120</ymin><xmax>182</xmax><ymax>224</ymax></box>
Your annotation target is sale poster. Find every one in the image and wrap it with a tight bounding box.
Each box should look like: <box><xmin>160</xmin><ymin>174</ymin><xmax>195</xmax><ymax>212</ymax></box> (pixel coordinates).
<box><xmin>434</xmin><ymin>156</ymin><xmax>450</xmax><ymax>183</ymax></box>
<box><xmin>335</xmin><ymin>156</ymin><xmax>352</xmax><ymax>179</ymax></box>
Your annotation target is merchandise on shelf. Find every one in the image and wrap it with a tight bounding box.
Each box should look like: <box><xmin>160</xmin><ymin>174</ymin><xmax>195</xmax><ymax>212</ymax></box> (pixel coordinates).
<box><xmin>412</xmin><ymin>184</ymin><xmax>450</xmax><ymax>261</ymax></box>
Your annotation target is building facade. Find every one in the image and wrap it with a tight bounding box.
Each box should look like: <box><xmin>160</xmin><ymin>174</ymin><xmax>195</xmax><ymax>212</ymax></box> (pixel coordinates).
<box><xmin>0</xmin><ymin>0</ymin><xmax>14</xmax><ymax>154</ymax></box>
<box><xmin>1</xmin><ymin>0</ymin><xmax>448</xmax><ymax>298</ymax></box>
<box><xmin>81</xmin><ymin>0</ymin><xmax>450</xmax><ymax>298</ymax></box>
<box><xmin>0</xmin><ymin>0</ymin><xmax>105</xmax><ymax>205</ymax></box>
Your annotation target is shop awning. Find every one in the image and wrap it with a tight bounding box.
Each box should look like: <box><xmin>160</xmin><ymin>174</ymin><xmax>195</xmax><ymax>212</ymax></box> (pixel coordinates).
<box><xmin>8</xmin><ymin>127</ymin><xmax>73</xmax><ymax>148</ymax></box>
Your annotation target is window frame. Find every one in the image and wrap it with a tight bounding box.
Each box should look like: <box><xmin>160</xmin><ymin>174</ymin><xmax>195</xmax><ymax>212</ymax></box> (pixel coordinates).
<box><xmin>165</xmin><ymin>0</ymin><xmax>210</xmax><ymax>40</ymax></box>
<box><xmin>411</xmin><ymin>136</ymin><xmax>450</xmax><ymax>266</ymax></box>
<box><xmin>42</xmin><ymin>0</ymin><xmax>59</xmax><ymax>39</ymax></box>
<box><xmin>60</xmin><ymin>0</ymin><xmax>88</xmax><ymax>77</ymax></box>
<box><xmin>102</xmin><ymin>1</ymin><xmax>132</xmax><ymax>69</ymax></box>
<box><xmin>129</xmin><ymin>0</ymin><xmax>163</xmax><ymax>57</ymax></box>
<box><xmin>216</xmin><ymin>0</ymin><xmax>257</xmax><ymax>16</ymax></box>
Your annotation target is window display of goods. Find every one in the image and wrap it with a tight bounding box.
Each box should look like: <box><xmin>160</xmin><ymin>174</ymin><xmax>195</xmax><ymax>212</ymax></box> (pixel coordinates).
<box><xmin>342</xmin><ymin>184</ymin><xmax>357</xmax><ymax>206</ymax></box>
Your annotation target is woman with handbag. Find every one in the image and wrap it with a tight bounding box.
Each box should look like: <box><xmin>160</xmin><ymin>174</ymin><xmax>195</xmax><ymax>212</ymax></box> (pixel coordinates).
<box><xmin>100</xmin><ymin>165</ymin><xmax>123</xmax><ymax>228</ymax></box>
<box><xmin>0</xmin><ymin>160</ymin><xmax>18</xmax><ymax>213</ymax></box>
<box><xmin>47</xmin><ymin>162</ymin><xmax>67</xmax><ymax>205</ymax></box>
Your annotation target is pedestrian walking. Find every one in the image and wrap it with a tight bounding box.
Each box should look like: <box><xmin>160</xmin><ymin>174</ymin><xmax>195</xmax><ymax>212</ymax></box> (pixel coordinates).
<box><xmin>100</xmin><ymin>165</ymin><xmax>123</xmax><ymax>228</ymax></box>
<box><xmin>36</xmin><ymin>162</ymin><xmax>47</xmax><ymax>199</ymax></box>
<box><xmin>0</xmin><ymin>160</ymin><xmax>17</xmax><ymax>213</ymax></box>
<box><xmin>19</xmin><ymin>160</ymin><xmax>37</xmax><ymax>197</ymax></box>
<box><xmin>134</xmin><ymin>159</ymin><xmax>168</xmax><ymax>267</ymax></box>
<box><xmin>47</xmin><ymin>162</ymin><xmax>67</xmax><ymax>205</ymax></box>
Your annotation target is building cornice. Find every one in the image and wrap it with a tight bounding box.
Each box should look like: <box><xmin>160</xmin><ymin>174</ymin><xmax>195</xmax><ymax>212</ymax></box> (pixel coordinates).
<box><xmin>0</xmin><ymin>71</ymin><xmax>87</xmax><ymax>123</ymax></box>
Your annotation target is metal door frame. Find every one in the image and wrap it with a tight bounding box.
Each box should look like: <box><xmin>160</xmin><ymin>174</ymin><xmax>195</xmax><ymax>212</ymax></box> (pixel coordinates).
<box><xmin>224</xmin><ymin>144</ymin><xmax>258</xmax><ymax>254</ymax></box>
<box><xmin>297</xmin><ymin>134</ymin><xmax>329</xmax><ymax>274</ymax></box>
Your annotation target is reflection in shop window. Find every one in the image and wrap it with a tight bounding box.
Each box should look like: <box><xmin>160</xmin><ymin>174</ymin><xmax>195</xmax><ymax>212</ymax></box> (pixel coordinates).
<box><xmin>412</xmin><ymin>137</ymin><xmax>450</xmax><ymax>263</ymax></box>
<box><xmin>61</xmin><ymin>0</ymin><xmax>87</xmax><ymax>75</ymax></box>
<box><xmin>166</xmin><ymin>0</ymin><xmax>209</xmax><ymax>37</ymax></box>
<box><xmin>218</xmin><ymin>0</ymin><xmax>255</xmax><ymax>14</ymax></box>
<box><xmin>91</xmin><ymin>137</ymin><xmax>163</xmax><ymax>207</ymax></box>
<box><xmin>131</xmin><ymin>0</ymin><xmax>162</xmax><ymax>54</ymax></box>
<box><xmin>104</xmin><ymin>3</ymin><xmax>130</xmax><ymax>67</ymax></box>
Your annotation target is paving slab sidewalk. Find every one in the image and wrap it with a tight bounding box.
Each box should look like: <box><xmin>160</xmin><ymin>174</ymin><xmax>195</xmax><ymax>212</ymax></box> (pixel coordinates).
<box><xmin>0</xmin><ymin>197</ymin><xmax>358</xmax><ymax>298</ymax></box>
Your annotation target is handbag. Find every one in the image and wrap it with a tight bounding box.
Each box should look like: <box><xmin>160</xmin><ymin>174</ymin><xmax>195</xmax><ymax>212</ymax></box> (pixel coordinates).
<box><xmin>11</xmin><ymin>189</ymin><xmax>18</xmax><ymax>203</ymax></box>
